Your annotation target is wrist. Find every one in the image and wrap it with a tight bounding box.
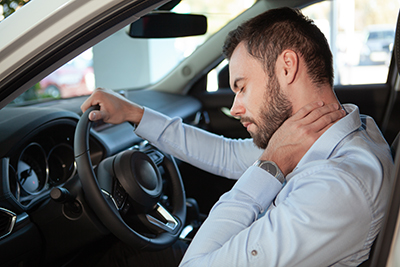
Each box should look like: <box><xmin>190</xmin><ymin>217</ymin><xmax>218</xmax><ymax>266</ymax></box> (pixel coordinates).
<box><xmin>126</xmin><ymin>104</ymin><xmax>144</xmax><ymax>126</ymax></box>
<box><xmin>259</xmin><ymin>153</ymin><xmax>292</xmax><ymax>176</ymax></box>
<box><xmin>253</xmin><ymin>160</ymin><xmax>285</xmax><ymax>184</ymax></box>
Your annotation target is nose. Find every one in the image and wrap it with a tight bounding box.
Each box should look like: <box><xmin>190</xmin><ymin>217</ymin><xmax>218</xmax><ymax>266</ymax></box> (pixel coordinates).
<box><xmin>230</xmin><ymin>94</ymin><xmax>245</xmax><ymax>118</ymax></box>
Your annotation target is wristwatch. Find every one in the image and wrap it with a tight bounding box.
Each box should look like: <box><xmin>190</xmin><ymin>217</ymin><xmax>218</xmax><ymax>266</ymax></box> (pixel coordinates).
<box><xmin>253</xmin><ymin>160</ymin><xmax>285</xmax><ymax>184</ymax></box>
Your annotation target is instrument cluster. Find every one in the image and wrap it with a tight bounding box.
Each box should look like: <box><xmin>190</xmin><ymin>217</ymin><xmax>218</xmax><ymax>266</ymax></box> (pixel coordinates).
<box><xmin>7</xmin><ymin>121</ymin><xmax>78</xmax><ymax>207</ymax></box>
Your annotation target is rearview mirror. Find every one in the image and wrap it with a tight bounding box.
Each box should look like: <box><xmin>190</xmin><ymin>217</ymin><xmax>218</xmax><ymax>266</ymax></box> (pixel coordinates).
<box><xmin>128</xmin><ymin>12</ymin><xmax>207</xmax><ymax>38</ymax></box>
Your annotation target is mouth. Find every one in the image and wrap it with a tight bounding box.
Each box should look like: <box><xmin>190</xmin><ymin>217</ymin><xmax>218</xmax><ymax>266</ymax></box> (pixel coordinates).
<box><xmin>241</xmin><ymin>121</ymin><xmax>252</xmax><ymax>130</ymax></box>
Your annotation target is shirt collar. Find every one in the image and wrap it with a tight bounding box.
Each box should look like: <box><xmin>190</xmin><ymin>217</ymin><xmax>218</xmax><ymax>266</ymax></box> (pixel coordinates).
<box><xmin>294</xmin><ymin>103</ymin><xmax>362</xmax><ymax>171</ymax></box>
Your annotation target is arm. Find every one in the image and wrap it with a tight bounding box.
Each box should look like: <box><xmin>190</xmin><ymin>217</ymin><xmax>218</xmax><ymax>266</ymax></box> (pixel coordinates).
<box><xmin>81</xmin><ymin>91</ymin><xmax>343</xmax><ymax>178</ymax></box>
<box><xmin>136</xmin><ymin>108</ymin><xmax>261</xmax><ymax>179</ymax></box>
<box><xmin>81</xmin><ymin>88</ymin><xmax>262</xmax><ymax>179</ymax></box>
<box><xmin>136</xmin><ymin>102</ymin><xmax>343</xmax><ymax>178</ymax></box>
<box><xmin>180</xmin><ymin>166</ymin><xmax>371</xmax><ymax>267</ymax></box>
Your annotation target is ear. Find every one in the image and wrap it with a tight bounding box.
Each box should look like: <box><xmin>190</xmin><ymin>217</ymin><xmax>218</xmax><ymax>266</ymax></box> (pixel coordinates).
<box><xmin>277</xmin><ymin>49</ymin><xmax>299</xmax><ymax>85</ymax></box>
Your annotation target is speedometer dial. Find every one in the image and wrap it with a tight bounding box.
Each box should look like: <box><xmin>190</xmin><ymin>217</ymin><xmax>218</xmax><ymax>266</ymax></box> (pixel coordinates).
<box><xmin>48</xmin><ymin>144</ymin><xmax>76</xmax><ymax>185</ymax></box>
<box><xmin>18</xmin><ymin>156</ymin><xmax>42</xmax><ymax>192</ymax></box>
<box><xmin>17</xmin><ymin>143</ymin><xmax>48</xmax><ymax>194</ymax></box>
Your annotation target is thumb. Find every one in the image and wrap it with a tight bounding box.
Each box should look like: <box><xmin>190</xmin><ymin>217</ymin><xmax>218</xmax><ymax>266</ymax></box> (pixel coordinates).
<box><xmin>88</xmin><ymin>110</ymin><xmax>103</xmax><ymax>121</ymax></box>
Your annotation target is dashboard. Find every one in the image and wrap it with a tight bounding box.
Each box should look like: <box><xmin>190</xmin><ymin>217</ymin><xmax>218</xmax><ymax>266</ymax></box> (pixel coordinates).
<box><xmin>0</xmin><ymin>107</ymin><xmax>104</xmax><ymax>208</ymax></box>
<box><xmin>0</xmin><ymin>90</ymin><xmax>202</xmax><ymax>266</ymax></box>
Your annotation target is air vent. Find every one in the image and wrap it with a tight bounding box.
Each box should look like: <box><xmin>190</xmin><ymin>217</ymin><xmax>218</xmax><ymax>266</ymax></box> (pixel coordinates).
<box><xmin>0</xmin><ymin>208</ymin><xmax>16</xmax><ymax>239</ymax></box>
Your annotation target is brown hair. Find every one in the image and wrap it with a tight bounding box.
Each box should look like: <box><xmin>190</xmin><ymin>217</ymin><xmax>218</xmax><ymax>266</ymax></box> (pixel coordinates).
<box><xmin>222</xmin><ymin>7</ymin><xmax>333</xmax><ymax>87</ymax></box>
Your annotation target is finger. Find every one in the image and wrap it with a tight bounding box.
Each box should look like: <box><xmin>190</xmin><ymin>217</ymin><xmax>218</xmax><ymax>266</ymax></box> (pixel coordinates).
<box><xmin>88</xmin><ymin>107</ymin><xmax>110</xmax><ymax>122</ymax></box>
<box><xmin>304</xmin><ymin>109</ymin><xmax>345</xmax><ymax>134</ymax></box>
<box><xmin>80</xmin><ymin>88</ymin><xmax>105</xmax><ymax>113</ymax></box>
<box><xmin>290</xmin><ymin>101</ymin><xmax>324</xmax><ymax>120</ymax></box>
<box><xmin>316</xmin><ymin>109</ymin><xmax>346</xmax><ymax>133</ymax></box>
<box><xmin>80</xmin><ymin>96</ymin><xmax>93</xmax><ymax>113</ymax></box>
<box><xmin>88</xmin><ymin>110</ymin><xmax>99</xmax><ymax>121</ymax></box>
<box><xmin>81</xmin><ymin>97</ymin><xmax>101</xmax><ymax>115</ymax></box>
<box><xmin>297</xmin><ymin>103</ymin><xmax>342</xmax><ymax>124</ymax></box>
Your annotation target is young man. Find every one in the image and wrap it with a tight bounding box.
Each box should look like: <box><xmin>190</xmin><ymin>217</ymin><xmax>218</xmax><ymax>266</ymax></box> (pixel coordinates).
<box><xmin>82</xmin><ymin>7</ymin><xmax>393</xmax><ymax>267</ymax></box>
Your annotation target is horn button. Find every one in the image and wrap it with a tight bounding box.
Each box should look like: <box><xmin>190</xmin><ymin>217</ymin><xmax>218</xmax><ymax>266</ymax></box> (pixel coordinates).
<box><xmin>114</xmin><ymin>150</ymin><xmax>162</xmax><ymax>209</ymax></box>
<box><xmin>137</xmin><ymin>160</ymin><xmax>158</xmax><ymax>190</ymax></box>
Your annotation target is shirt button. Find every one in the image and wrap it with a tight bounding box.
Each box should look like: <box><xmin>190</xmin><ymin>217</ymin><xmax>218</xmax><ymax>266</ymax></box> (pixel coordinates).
<box><xmin>251</xmin><ymin>250</ymin><xmax>258</xmax><ymax>256</ymax></box>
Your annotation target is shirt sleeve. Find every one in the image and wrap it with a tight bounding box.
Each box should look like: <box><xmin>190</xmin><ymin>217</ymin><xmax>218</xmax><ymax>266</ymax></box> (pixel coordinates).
<box><xmin>179</xmin><ymin>166</ymin><xmax>373</xmax><ymax>267</ymax></box>
<box><xmin>134</xmin><ymin>107</ymin><xmax>263</xmax><ymax>179</ymax></box>
<box><xmin>180</xmin><ymin>166</ymin><xmax>283</xmax><ymax>266</ymax></box>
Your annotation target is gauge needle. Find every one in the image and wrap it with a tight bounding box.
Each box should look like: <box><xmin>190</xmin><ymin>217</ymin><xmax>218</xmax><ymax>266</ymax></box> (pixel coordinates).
<box><xmin>20</xmin><ymin>167</ymin><xmax>32</xmax><ymax>185</ymax></box>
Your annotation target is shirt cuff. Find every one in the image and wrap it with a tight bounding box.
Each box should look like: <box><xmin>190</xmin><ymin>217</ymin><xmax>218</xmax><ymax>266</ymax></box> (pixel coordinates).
<box><xmin>134</xmin><ymin>107</ymin><xmax>171</xmax><ymax>142</ymax></box>
<box><xmin>232</xmin><ymin>166</ymin><xmax>284</xmax><ymax>211</ymax></box>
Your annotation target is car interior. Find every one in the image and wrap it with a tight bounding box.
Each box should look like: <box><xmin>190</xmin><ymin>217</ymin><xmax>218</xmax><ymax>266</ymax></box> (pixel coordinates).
<box><xmin>0</xmin><ymin>0</ymin><xmax>400</xmax><ymax>266</ymax></box>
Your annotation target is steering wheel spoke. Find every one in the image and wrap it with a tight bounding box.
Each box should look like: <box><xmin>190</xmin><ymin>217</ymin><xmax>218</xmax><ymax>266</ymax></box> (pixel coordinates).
<box><xmin>101</xmin><ymin>189</ymin><xmax>120</xmax><ymax>211</ymax></box>
<box><xmin>96</xmin><ymin>157</ymin><xmax>114</xmax><ymax>193</ymax></box>
<box><xmin>145</xmin><ymin>203</ymin><xmax>180</xmax><ymax>234</ymax></box>
<box><xmin>96</xmin><ymin>157</ymin><xmax>127</xmax><ymax>211</ymax></box>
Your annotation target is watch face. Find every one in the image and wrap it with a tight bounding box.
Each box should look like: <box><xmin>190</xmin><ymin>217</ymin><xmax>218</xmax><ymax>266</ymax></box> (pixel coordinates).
<box><xmin>264</xmin><ymin>162</ymin><xmax>277</xmax><ymax>176</ymax></box>
<box><xmin>255</xmin><ymin>161</ymin><xmax>284</xmax><ymax>183</ymax></box>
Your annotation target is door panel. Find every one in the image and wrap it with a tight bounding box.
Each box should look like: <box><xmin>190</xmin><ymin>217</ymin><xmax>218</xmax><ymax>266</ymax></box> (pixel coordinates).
<box><xmin>194</xmin><ymin>89</ymin><xmax>249</xmax><ymax>139</ymax></box>
<box><xmin>335</xmin><ymin>84</ymin><xmax>391</xmax><ymax>126</ymax></box>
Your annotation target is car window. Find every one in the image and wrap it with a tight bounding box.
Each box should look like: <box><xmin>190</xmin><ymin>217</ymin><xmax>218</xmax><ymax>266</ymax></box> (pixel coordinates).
<box><xmin>302</xmin><ymin>0</ymin><xmax>398</xmax><ymax>86</ymax></box>
<box><xmin>206</xmin><ymin>0</ymin><xmax>399</xmax><ymax>92</ymax></box>
<box><xmin>8</xmin><ymin>0</ymin><xmax>255</xmax><ymax>105</ymax></box>
<box><xmin>0</xmin><ymin>0</ymin><xmax>28</xmax><ymax>20</ymax></box>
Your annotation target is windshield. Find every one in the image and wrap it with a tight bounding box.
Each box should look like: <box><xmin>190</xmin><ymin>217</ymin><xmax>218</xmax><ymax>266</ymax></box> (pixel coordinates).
<box><xmin>7</xmin><ymin>0</ymin><xmax>255</xmax><ymax>105</ymax></box>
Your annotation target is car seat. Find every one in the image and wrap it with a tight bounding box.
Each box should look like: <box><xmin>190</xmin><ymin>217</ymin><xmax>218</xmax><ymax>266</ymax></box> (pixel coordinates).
<box><xmin>358</xmin><ymin>9</ymin><xmax>400</xmax><ymax>267</ymax></box>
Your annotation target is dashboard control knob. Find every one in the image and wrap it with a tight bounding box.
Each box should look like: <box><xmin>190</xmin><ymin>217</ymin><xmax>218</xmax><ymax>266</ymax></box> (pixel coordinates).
<box><xmin>50</xmin><ymin>187</ymin><xmax>82</xmax><ymax>215</ymax></box>
<box><xmin>50</xmin><ymin>187</ymin><xmax>72</xmax><ymax>203</ymax></box>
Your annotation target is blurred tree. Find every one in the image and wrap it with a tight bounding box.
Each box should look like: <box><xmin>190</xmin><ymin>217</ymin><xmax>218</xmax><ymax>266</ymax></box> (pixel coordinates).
<box><xmin>0</xmin><ymin>0</ymin><xmax>29</xmax><ymax>18</ymax></box>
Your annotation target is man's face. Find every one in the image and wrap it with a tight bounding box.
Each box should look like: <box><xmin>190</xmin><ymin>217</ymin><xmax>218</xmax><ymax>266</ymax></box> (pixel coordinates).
<box><xmin>229</xmin><ymin>42</ymin><xmax>292</xmax><ymax>149</ymax></box>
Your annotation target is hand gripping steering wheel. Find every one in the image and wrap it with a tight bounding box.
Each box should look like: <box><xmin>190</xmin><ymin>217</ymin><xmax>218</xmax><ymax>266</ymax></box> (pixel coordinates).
<box><xmin>74</xmin><ymin>105</ymin><xmax>186</xmax><ymax>250</ymax></box>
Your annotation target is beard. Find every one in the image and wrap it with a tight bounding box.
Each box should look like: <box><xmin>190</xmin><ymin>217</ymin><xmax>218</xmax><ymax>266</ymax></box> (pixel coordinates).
<box><xmin>242</xmin><ymin>74</ymin><xmax>293</xmax><ymax>149</ymax></box>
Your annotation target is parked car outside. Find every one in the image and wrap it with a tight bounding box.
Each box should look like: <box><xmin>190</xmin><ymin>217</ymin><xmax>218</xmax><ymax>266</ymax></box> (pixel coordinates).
<box><xmin>360</xmin><ymin>24</ymin><xmax>395</xmax><ymax>65</ymax></box>
<box><xmin>39</xmin><ymin>49</ymin><xmax>95</xmax><ymax>98</ymax></box>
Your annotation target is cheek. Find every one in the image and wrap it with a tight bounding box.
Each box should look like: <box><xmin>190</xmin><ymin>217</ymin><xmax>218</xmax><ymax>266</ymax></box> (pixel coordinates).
<box><xmin>251</xmin><ymin>92</ymin><xmax>267</xmax><ymax>115</ymax></box>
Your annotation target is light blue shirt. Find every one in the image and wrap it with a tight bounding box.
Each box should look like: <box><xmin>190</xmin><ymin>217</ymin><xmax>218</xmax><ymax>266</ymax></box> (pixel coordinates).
<box><xmin>135</xmin><ymin>104</ymin><xmax>393</xmax><ymax>267</ymax></box>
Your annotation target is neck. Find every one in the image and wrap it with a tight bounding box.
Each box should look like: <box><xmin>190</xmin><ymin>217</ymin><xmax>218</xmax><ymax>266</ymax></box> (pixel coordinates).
<box><xmin>289</xmin><ymin>82</ymin><xmax>340</xmax><ymax>115</ymax></box>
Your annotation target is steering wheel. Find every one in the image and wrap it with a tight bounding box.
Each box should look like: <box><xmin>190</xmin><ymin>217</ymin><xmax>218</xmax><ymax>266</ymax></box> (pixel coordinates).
<box><xmin>74</xmin><ymin>105</ymin><xmax>186</xmax><ymax>250</ymax></box>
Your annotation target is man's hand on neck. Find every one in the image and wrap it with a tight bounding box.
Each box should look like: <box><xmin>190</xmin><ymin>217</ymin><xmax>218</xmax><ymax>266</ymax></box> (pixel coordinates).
<box><xmin>259</xmin><ymin>101</ymin><xmax>345</xmax><ymax>176</ymax></box>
